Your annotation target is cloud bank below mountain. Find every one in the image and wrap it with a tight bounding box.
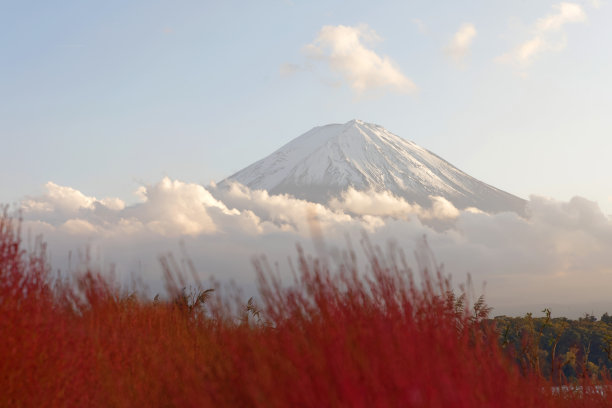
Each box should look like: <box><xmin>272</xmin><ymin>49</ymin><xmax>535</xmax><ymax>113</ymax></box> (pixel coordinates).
<box><xmin>16</xmin><ymin>177</ymin><xmax>612</xmax><ymax>318</ymax></box>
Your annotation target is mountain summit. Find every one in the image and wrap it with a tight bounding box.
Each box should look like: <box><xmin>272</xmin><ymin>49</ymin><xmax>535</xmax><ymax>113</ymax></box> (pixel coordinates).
<box><xmin>220</xmin><ymin>120</ymin><xmax>526</xmax><ymax>214</ymax></box>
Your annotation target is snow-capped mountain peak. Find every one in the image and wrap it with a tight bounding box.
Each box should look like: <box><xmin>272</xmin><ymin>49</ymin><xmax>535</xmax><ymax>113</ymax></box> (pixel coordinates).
<box><xmin>220</xmin><ymin>120</ymin><xmax>526</xmax><ymax>214</ymax></box>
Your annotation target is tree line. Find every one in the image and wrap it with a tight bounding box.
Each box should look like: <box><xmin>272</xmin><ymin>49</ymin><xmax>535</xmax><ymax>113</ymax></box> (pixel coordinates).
<box><xmin>493</xmin><ymin>310</ymin><xmax>612</xmax><ymax>382</ymax></box>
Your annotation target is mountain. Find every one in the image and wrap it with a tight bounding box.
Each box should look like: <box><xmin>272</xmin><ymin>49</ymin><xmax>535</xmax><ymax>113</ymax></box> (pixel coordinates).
<box><xmin>219</xmin><ymin>120</ymin><xmax>526</xmax><ymax>214</ymax></box>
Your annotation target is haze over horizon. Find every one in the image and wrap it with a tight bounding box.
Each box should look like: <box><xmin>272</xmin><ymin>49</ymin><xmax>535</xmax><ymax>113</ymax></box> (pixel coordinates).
<box><xmin>2</xmin><ymin>1</ymin><xmax>612</xmax><ymax>317</ymax></box>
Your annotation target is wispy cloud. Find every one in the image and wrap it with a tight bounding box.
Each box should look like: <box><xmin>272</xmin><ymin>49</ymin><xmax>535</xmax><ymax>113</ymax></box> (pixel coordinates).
<box><xmin>303</xmin><ymin>24</ymin><xmax>416</xmax><ymax>95</ymax></box>
<box><xmin>497</xmin><ymin>2</ymin><xmax>587</xmax><ymax>67</ymax></box>
<box><xmin>411</xmin><ymin>18</ymin><xmax>428</xmax><ymax>34</ymax></box>
<box><xmin>279</xmin><ymin>63</ymin><xmax>300</xmax><ymax>77</ymax></box>
<box><xmin>445</xmin><ymin>23</ymin><xmax>477</xmax><ymax>66</ymax></box>
<box><xmin>585</xmin><ymin>0</ymin><xmax>602</xmax><ymax>8</ymax></box>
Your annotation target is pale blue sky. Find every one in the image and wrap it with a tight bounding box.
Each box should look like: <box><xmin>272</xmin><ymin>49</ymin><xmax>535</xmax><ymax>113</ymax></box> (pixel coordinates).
<box><xmin>2</xmin><ymin>1</ymin><xmax>611</xmax><ymax>213</ymax></box>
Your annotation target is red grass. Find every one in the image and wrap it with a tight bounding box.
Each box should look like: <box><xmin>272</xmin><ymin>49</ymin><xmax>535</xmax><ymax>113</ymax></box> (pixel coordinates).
<box><xmin>1</xmin><ymin>209</ymin><xmax>612</xmax><ymax>407</ymax></box>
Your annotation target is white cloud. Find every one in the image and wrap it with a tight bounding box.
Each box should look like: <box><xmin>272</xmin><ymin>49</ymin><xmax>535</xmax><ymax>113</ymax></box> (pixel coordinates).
<box><xmin>125</xmin><ymin>177</ymin><xmax>238</xmax><ymax>236</ymax></box>
<box><xmin>329</xmin><ymin>188</ymin><xmax>419</xmax><ymax>219</ymax></box>
<box><xmin>498</xmin><ymin>2</ymin><xmax>587</xmax><ymax>67</ymax></box>
<box><xmin>328</xmin><ymin>188</ymin><xmax>460</xmax><ymax>222</ymax></box>
<box><xmin>99</xmin><ymin>197</ymin><xmax>125</xmax><ymax>211</ymax></box>
<box><xmin>304</xmin><ymin>24</ymin><xmax>416</xmax><ymax>94</ymax></box>
<box><xmin>17</xmin><ymin>178</ymin><xmax>612</xmax><ymax>317</ymax></box>
<box><xmin>211</xmin><ymin>181</ymin><xmax>354</xmax><ymax>233</ymax></box>
<box><xmin>23</xmin><ymin>178</ymin><xmax>239</xmax><ymax>237</ymax></box>
<box><xmin>445</xmin><ymin>23</ymin><xmax>477</xmax><ymax>65</ymax></box>
<box><xmin>60</xmin><ymin>219</ymin><xmax>99</xmax><ymax>235</ymax></box>
<box><xmin>427</xmin><ymin>196</ymin><xmax>461</xmax><ymax>220</ymax></box>
<box><xmin>22</xmin><ymin>182</ymin><xmax>95</xmax><ymax>213</ymax></box>
<box><xmin>21</xmin><ymin>182</ymin><xmax>125</xmax><ymax>217</ymax></box>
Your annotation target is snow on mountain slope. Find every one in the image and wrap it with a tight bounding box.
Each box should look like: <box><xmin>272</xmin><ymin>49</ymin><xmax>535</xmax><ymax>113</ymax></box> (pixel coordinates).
<box><xmin>219</xmin><ymin>120</ymin><xmax>526</xmax><ymax>214</ymax></box>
